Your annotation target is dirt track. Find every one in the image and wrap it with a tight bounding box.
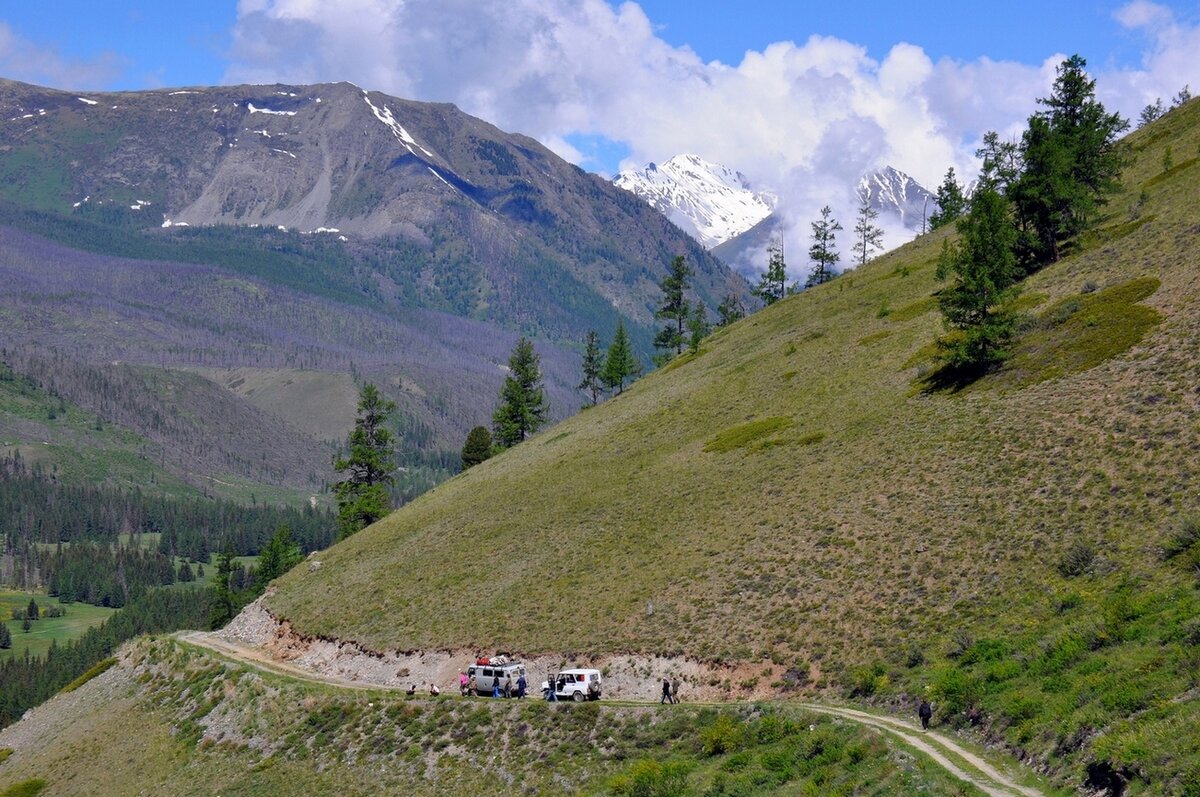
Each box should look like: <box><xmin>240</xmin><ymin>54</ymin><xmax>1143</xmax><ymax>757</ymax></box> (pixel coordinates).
<box><xmin>176</xmin><ymin>627</ymin><xmax>1048</xmax><ymax>797</ymax></box>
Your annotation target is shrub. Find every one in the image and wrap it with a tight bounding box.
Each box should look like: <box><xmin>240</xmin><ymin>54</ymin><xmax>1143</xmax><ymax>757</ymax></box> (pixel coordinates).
<box><xmin>931</xmin><ymin>666</ymin><xmax>980</xmax><ymax>720</ymax></box>
<box><xmin>608</xmin><ymin>759</ymin><xmax>691</xmax><ymax>797</ymax></box>
<box><xmin>0</xmin><ymin>780</ymin><xmax>47</xmax><ymax>797</ymax></box>
<box><xmin>1058</xmin><ymin>540</ymin><xmax>1097</xmax><ymax>577</ymax></box>
<box><xmin>699</xmin><ymin>715</ymin><xmax>745</xmax><ymax>757</ymax></box>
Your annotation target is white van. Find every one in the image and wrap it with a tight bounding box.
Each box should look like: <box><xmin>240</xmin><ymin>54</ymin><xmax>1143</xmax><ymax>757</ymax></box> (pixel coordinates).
<box><xmin>542</xmin><ymin>668</ymin><xmax>603</xmax><ymax>702</ymax></box>
<box><xmin>466</xmin><ymin>660</ymin><xmax>527</xmax><ymax>696</ymax></box>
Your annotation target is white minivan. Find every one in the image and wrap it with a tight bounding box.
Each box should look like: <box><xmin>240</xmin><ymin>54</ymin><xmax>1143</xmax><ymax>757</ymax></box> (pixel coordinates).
<box><xmin>541</xmin><ymin>668</ymin><xmax>603</xmax><ymax>702</ymax></box>
<box><xmin>466</xmin><ymin>661</ymin><xmax>527</xmax><ymax>696</ymax></box>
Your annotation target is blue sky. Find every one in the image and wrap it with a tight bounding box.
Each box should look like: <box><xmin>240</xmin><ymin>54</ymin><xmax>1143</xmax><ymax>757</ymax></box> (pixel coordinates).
<box><xmin>1</xmin><ymin>1</ymin><xmax>1190</xmax><ymax>92</ymax></box>
<box><xmin>3</xmin><ymin>0</ymin><xmax>1197</xmax><ymax>259</ymax></box>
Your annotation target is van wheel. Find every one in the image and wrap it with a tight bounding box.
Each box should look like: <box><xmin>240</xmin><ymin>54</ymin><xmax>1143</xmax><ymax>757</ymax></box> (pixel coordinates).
<box><xmin>572</xmin><ymin>691</ymin><xmax>586</xmax><ymax>703</ymax></box>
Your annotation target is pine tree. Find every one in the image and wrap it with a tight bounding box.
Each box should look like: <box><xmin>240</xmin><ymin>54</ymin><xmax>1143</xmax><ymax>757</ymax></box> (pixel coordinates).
<box><xmin>935</xmin><ymin>187</ymin><xmax>1020</xmax><ymax>376</ymax></box>
<box><xmin>1138</xmin><ymin>98</ymin><xmax>1166</xmax><ymax>127</ymax></box>
<box><xmin>492</xmin><ymin>337</ymin><xmax>549</xmax><ymax>448</ymax></box>
<box><xmin>806</xmin><ymin>206</ymin><xmax>842</xmax><ymax>287</ymax></box>
<box><xmin>333</xmin><ymin>383</ymin><xmax>396</xmax><ymax>540</ymax></box>
<box><xmin>1012</xmin><ymin>54</ymin><xmax>1129</xmax><ymax>266</ymax></box>
<box><xmin>256</xmin><ymin>525</ymin><xmax>302</xmax><ymax>589</ymax></box>
<box><xmin>601</xmin><ymin>321</ymin><xmax>639</xmax><ymax>394</ymax></box>
<box><xmin>687</xmin><ymin>304</ymin><xmax>710</xmax><ymax>350</ymax></box>
<box><xmin>27</xmin><ymin>599</ymin><xmax>38</xmax><ymax>621</ymax></box>
<box><xmin>1172</xmin><ymin>85</ymin><xmax>1192</xmax><ymax>109</ymax></box>
<box><xmin>976</xmin><ymin>131</ymin><xmax>1021</xmax><ymax>193</ymax></box>
<box><xmin>852</xmin><ymin>196</ymin><xmax>884</xmax><ymax>265</ymax></box>
<box><xmin>753</xmin><ymin>239</ymin><xmax>787</xmax><ymax>305</ymax></box>
<box><xmin>654</xmin><ymin>256</ymin><xmax>693</xmax><ymax>357</ymax></box>
<box><xmin>928</xmin><ymin>167</ymin><xmax>968</xmax><ymax>229</ymax></box>
<box><xmin>461</xmin><ymin>426</ymin><xmax>493</xmax><ymax>469</ymax></box>
<box><xmin>578</xmin><ymin>330</ymin><xmax>604</xmax><ymax>407</ymax></box>
<box><xmin>0</xmin><ymin>619</ymin><xmax>10</xmax><ymax>648</ymax></box>
<box><xmin>178</xmin><ymin>561</ymin><xmax>194</xmax><ymax>583</ymax></box>
<box><xmin>208</xmin><ymin>546</ymin><xmax>237</xmax><ymax>630</ymax></box>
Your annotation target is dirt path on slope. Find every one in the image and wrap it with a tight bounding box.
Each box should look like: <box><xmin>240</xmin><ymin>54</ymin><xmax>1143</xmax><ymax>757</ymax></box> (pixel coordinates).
<box><xmin>176</xmin><ymin>630</ymin><xmax>1047</xmax><ymax>797</ymax></box>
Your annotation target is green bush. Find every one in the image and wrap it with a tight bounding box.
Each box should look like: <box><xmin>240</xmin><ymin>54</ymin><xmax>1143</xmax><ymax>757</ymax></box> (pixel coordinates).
<box><xmin>699</xmin><ymin>715</ymin><xmax>745</xmax><ymax>757</ymax></box>
<box><xmin>1057</xmin><ymin>540</ymin><xmax>1097</xmax><ymax>577</ymax></box>
<box><xmin>608</xmin><ymin>758</ymin><xmax>691</xmax><ymax>797</ymax></box>
<box><xmin>0</xmin><ymin>780</ymin><xmax>47</xmax><ymax>797</ymax></box>
<box><xmin>930</xmin><ymin>666</ymin><xmax>980</xmax><ymax>720</ymax></box>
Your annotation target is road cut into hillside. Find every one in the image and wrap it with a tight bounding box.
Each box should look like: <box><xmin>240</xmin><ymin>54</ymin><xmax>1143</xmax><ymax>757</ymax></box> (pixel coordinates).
<box><xmin>174</xmin><ymin>599</ymin><xmax>1049</xmax><ymax>797</ymax></box>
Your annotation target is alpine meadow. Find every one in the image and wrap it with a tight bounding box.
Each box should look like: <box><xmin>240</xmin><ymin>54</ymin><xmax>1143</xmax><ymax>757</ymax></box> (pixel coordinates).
<box><xmin>0</xmin><ymin>14</ymin><xmax>1199</xmax><ymax>797</ymax></box>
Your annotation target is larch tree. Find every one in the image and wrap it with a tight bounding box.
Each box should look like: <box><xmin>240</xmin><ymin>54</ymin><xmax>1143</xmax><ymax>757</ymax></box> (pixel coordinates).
<box><xmin>1011</xmin><ymin>54</ymin><xmax>1129</xmax><ymax>266</ymax></box>
<box><xmin>935</xmin><ymin>186</ymin><xmax>1021</xmax><ymax>376</ymax></box>
<box><xmin>716</xmin><ymin>293</ymin><xmax>745</xmax><ymax>326</ymax></box>
<box><xmin>753</xmin><ymin>239</ymin><xmax>787</xmax><ymax>305</ymax></box>
<box><xmin>929</xmin><ymin>167</ymin><xmax>968</xmax><ymax>230</ymax></box>
<box><xmin>492</xmin><ymin>337</ymin><xmax>549</xmax><ymax>448</ymax></box>
<box><xmin>601</xmin><ymin>320</ymin><xmax>639</xmax><ymax>394</ymax></box>
<box><xmin>852</xmin><ymin>196</ymin><xmax>884</xmax><ymax>266</ymax></box>
<box><xmin>332</xmin><ymin>383</ymin><xmax>397</xmax><ymax>540</ymax></box>
<box><xmin>654</xmin><ymin>255</ymin><xmax>693</xmax><ymax>357</ymax></box>
<box><xmin>806</xmin><ymin>205</ymin><xmax>842</xmax><ymax>287</ymax></box>
<box><xmin>460</xmin><ymin>426</ymin><xmax>493</xmax><ymax>469</ymax></box>
<box><xmin>578</xmin><ymin>330</ymin><xmax>604</xmax><ymax>406</ymax></box>
<box><xmin>255</xmin><ymin>524</ymin><xmax>302</xmax><ymax>589</ymax></box>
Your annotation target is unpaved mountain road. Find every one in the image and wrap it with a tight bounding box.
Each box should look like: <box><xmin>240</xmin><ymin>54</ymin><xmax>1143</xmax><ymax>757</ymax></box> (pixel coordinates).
<box><xmin>176</xmin><ymin>630</ymin><xmax>1048</xmax><ymax>797</ymax></box>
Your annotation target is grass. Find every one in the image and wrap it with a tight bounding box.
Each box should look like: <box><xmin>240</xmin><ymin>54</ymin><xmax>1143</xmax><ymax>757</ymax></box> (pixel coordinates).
<box><xmin>0</xmin><ymin>592</ymin><xmax>116</xmax><ymax>662</ymax></box>
<box><xmin>59</xmin><ymin>658</ymin><xmax>117</xmax><ymax>694</ymax></box>
<box><xmin>703</xmin><ymin>417</ymin><xmax>793</xmax><ymax>453</ymax></box>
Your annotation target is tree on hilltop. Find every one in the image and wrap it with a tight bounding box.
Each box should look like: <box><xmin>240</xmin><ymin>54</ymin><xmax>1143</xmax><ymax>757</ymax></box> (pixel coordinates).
<box><xmin>806</xmin><ymin>206</ymin><xmax>842</xmax><ymax>287</ymax></box>
<box><xmin>333</xmin><ymin>383</ymin><xmax>396</xmax><ymax>540</ymax></box>
<box><xmin>716</xmin><ymin>293</ymin><xmax>745</xmax><ymax>326</ymax></box>
<box><xmin>578</xmin><ymin>330</ymin><xmax>604</xmax><ymax>407</ymax></box>
<box><xmin>654</xmin><ymin>256</ymin><xmax>693</xmax><ymax>359</ymax></box>
<box><xmin>753</xmin><ymin>239</ymin><xmax>787</xmax><ymax>305</ymax></box>
<box><xmin>852</xmin><ymin>195</ymin><xmax>884</xmax><ymax>266</ymax></box>
<box><xmin>601</xmin><ymin>321</ymin><xmax>639</xmax><ymax>395</ymax></box>
<box><xmin>461</xmin><ymin>426</ymin><xmax>493</xmax><ymax>469</ymax></box>
<box><xmin>493</xmin><ymin>337</ymin><xmax>549</xmax><ymax>448</ymax></box>
<box><xmin>929</xmin><ymin>167</ymin><xmax>968</xmax><ymax>230</ymax></box>
<box><xmin>256</xmin><ymin>524</ymin><xmax>302</xmax><ymax>589</ymax></box>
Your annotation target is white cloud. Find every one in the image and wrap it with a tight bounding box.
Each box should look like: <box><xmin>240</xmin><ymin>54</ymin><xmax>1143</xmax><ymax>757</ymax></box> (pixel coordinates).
<box><xmin>225</xmin><ymin>0</ymin><xmax>1200</xmax><ymax>278</ymax></box>
<box><xmin>0</xmin><ymin>23</ymin><xmax>126</xmax><ymax>90</ymax></box>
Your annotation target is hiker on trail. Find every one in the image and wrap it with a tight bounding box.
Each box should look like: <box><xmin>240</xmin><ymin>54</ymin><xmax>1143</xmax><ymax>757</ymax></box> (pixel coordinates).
<box><xmin>918</xmin><ymin>699</ymin><xmax>933</xmax><ymax>730</ymax></box>
<box><xmin>517</xmin><ymin>673</ymin><xmax>527</xmax><ymax>699</ymax></box>
<box><xmin>504</xmin><ymin>674</ymin><xmax>514</xmax><ymax>698</ymax></box>
<box><xmin>660</xmin><ymin>677</ymin><xmax>672</xmax><ymax>705</ymax></box>
<box><xmin>671</xmin><ymin>678</ymin><xmax>680</xmax><ymax>705</ymax></box>
<box><xmin>459</xmin><ymin>672</ymin><xmax>469</xmax><ymax>696</ymax></box>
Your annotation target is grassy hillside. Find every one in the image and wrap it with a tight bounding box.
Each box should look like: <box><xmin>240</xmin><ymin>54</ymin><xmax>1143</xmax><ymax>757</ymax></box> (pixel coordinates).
<box><xmin>265</xmin><ymin>100</ymin><xmax>1200</xmax><ymax>792</ymax></box>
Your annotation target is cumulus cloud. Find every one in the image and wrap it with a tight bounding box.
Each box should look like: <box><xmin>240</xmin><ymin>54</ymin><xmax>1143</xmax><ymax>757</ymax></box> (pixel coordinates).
<box><xmin>0</xmin><ymin>23</ymin><xmax>126</xmax><ymax>90</ymax></box>
<box><xmin>225</xmin><ymin>0</ymin><xmax>1200</xmax><ymax>278</ymax></box>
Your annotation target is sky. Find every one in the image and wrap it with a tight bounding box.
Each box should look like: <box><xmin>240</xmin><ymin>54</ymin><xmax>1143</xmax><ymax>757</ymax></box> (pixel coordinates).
<box><xmin>2</xmin><ymin>0</ymin><xmax>1198</xmax><ymax>267</ymax></box>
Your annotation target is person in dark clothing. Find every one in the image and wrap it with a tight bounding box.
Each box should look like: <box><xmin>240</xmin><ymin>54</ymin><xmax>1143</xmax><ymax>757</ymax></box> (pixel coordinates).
<box><xmin>517</xmin><ymin>673</ymin><xmax>527</xmax><ymax>699</ymax></box>
<box><xmin>918</xmin><ymin>699</ymin><xmax>933</xmax><ymax>730</ymax></box>
<box><xmin>660</xmin><ymin>677</ymin><xmax>672</xmax><ymax>705</ymax></box>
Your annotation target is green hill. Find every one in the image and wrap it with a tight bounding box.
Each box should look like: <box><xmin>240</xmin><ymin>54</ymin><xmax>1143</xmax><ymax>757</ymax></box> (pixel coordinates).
<box><xmin>260</xmin><ymin>98</ymin><xmax>1200</xmax><ymax>792</ymax></box>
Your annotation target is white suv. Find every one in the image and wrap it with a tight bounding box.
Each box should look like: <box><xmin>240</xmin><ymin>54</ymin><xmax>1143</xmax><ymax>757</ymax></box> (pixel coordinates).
<box><xmin>541</xmin><ymin>668</ymin><xmax>603</xmax><ymax>702</ymax></box>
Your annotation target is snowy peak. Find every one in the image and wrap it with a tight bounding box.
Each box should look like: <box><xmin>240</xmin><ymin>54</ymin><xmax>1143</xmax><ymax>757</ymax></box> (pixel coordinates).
<box><xmin>614</xmin><ymin>154</ymin><xmax>774</xmax><ymax>248</ymax></box>
<box><xmin>856</xmin><ymin>166</ymin><xmax>936</xmax><ymax>233</ymax></box>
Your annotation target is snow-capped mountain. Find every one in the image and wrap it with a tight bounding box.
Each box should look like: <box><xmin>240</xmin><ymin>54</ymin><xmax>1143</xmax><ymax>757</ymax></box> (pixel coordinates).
<box><xmin>614</xmin><ymin>154</ymin><xmax>774</xmax><ymax>248</ymax></box>
<box><xmin>856</xmin><ymin>166</ymin><xmax>937</xmax><ymax>233</ymax></box>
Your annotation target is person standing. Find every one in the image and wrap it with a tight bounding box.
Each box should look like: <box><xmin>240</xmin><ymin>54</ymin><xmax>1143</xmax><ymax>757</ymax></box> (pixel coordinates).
<box><xmin>918</xmin><ymin>699</ymin><xmax>933</xmax><ymax>730</ymax></box>
<box><xmin>504</xmin><ymin>674</ymin><xmax>514</xmax><ymax>699</ymax></box>
<box><xmin>517</xmin><ymin>672</ymin><xmax>527</xmax><ymax>699</ymax></box>
<box><xmin>546</xmin><ymin>672</ymin><xmax>558</xmax><ymax>701</ymax></box>
<box><xmin>459</xmin><ymin>671</ymin><xmax>469</xmax><ymax>696</ymax></box>
<box><xmin>671</xmin><ymin>678</ymin><xmax>680</xmax><ymax>705</ymax></box>
<box><xmin>660</xmin><ymin>677</ymin><xmax>672</xmax><ymax>705</ymax></box>
<box><xmin>468</xmin><ymin>673</ymin><xmax>477</xmax><ymax>696</ymax></box>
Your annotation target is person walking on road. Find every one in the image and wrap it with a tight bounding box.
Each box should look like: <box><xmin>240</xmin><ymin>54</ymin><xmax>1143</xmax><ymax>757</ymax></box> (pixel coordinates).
<box><xmin>660</xmin><ymin>677</ymin><xmax>672</xmax><ymax>705</ymax></box>
<box><xmin>918</xmin><ymin>699</ymin><xmax>933</xmax><ymax>730</ymax></box>
<box><xmin>671</xmin><ymin>678</ymin><xmax>680</xmax><ymax>705</ymax></box>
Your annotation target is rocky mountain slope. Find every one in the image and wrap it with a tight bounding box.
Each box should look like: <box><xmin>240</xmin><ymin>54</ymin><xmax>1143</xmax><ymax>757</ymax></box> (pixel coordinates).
<box><xmin>0</xmin><ymin>77</ymin><xmax>748</xmax><ymax>501</ymax></box>
<box><xmin>856</xmin><ymin>165</ymin><xmax>937</xmax><ymax>233</ymax></box>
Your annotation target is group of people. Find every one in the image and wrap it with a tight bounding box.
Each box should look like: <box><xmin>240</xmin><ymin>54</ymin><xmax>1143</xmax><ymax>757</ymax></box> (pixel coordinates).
<box><xmin>460</xmin><ymin>671</ymin><xmax>527</xmax><ymax>699</ymax></box>
<box><xmin>660</xmin><ymin>677</ymin><xmax>681</xmax><ymax>704</ymax></box>
<box><xmin>405</xmin><ymin>683</ymin><xmax>439</xmax><ymax>696</ymax></box>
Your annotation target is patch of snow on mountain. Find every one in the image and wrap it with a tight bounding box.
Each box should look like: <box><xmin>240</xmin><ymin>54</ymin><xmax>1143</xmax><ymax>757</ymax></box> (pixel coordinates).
<box><xmin>362</xmin><ymin>95</ymin><xmax>436</xmax><ymax>159</ymax></box>
<box><xmin>856</xmin><ymin>166</ymin><xmax>937</xmax><ymax>234</ymax></box>
<box><xmin>614</xmin><ymin>154</ymin><xmax>773</xmax><ymax>248</ymax></box>
<box><xmin>247</xmin><ymin>102</ymin><xmax>296</xmax><ymax>117</ymax></box>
